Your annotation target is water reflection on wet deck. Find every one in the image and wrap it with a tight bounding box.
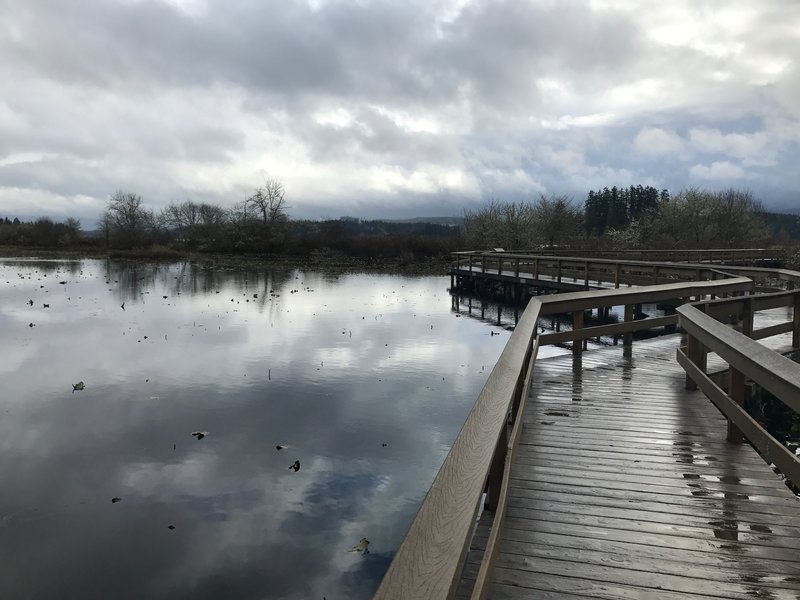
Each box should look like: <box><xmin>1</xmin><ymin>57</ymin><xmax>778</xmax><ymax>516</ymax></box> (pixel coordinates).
<box><xmin>465</xmin><ymin>335</ymin><xmax>800</xmax><ymax>599</ymax></box>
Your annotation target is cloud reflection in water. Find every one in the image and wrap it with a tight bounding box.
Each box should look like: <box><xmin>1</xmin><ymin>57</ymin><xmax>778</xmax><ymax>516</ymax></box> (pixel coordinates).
<box><xmin>0</xmin><ymin>259</ymin><xmax>509</xmax><ymax>599</ymax></box>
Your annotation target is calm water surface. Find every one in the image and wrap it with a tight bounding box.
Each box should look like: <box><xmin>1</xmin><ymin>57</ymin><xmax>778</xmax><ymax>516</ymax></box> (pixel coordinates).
<box><xmin>0</xmin><ymin>258</ymin><xmax>535</xmax><ymax>600</ymax></box>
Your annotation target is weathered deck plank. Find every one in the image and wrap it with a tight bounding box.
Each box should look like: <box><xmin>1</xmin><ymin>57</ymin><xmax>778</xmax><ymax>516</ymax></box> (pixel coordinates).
<box><xmin>482</xmin><ymin>335</ymin><xmax>800</xmax><ymax>599</ymax></box>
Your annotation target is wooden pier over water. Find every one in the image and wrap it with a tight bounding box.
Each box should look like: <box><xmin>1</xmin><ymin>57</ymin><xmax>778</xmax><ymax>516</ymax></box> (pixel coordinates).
<box><xmin>375</xmin><ymin>251</ymin><xmax>800</xmax><ymax>600</ymax></box>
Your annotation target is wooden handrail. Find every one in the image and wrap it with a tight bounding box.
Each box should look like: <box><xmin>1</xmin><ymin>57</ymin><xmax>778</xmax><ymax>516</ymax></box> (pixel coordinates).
<box><xmin>373</xmin><ymin>298</ymin><xmax>542</xmax><ymax>600</ymax></box>
<box><xmin>470</xmin><ymin>336</ymin><xmax>540</xmax><ymax>600</ymax></box>
<box><xmin>451</xmin><ymin>251</ymin><xmax>797</xmax><ymax>287</ymax></box>
<box><xmin>677</xmin><ymin>300</ymin><xmax>800</xmax><ymax>482</ymax></box>
<box><xmin>450</xmin><ymin>252</ymin><xmax>764</xmax><ymax>292</ymax></box>
<box><xmin>677</xmin><ymin>300</ymin><xmax>800</xmax><ymax>409</ymax></box>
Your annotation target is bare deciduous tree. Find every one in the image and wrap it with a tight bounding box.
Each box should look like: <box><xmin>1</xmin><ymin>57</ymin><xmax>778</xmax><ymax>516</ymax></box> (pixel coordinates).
<box><xmin>245</xmin><ymin>178</ymin><xmax>289</xmax><ymax>248</ymax></box>
<box><xmin>103</xmin><ymin>191</ymin><xmax>155</xmax><ymax>248</ymax></box>
<box><xmin>247</xmin><ymin>178</ymin><xmax>288</xmax><ymax>226</ymax></box>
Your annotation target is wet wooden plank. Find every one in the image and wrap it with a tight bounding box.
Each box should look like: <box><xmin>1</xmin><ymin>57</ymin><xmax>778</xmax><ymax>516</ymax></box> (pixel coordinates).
<box><xmin>504</xmin><ymin>485</ymin><xmax>800</xmax><ymax>527</ymax></box>
<box><xmin>471</xmin><ymin>527</ymin><xmax>800</xmax><ymax>577</ymax></box>
<box><xmin>481</xmin><ymin>335</ymin><xmax>800</xmax><ymax>599</ymax></box>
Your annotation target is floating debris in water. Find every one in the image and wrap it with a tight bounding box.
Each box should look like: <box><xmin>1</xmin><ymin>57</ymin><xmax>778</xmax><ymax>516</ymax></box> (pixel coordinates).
<box><xmin>289</xmin><ymin>460</ymin><xmax>300</xmax><ymax>472</ymax></box>
<box><xmin>348</xmin><ymin>537</ymin><xmax>370</xmax><ymax>555</ymax></box>
<box><xmin>111</xmin><ymin>497</ymin><xmax>121</xmax><ymax>503</ymax></box>
<box><xmin>276</xmin><ymin>445</ymin><xmax>286</xmax><ymax>450</ymax></box>
<box><xmin>167</xmin><ymin>525</ymin><xmax>175</xmax><ymax>530</ymax></box>
<box><xmin>121</xmin><ymin>303</ymin><xmax>125</xmax><ymax>311</ymax></box>
<box><xmin>191</xmin><ymin>431</ymin><xmax>207</xmax><ymax>440</ymax></box>
<box><xmin>29</xmin><ymin>322</ymin><xmax>35</xmax><ymax>328</ymax></box>
<box><xmin>43</xmin><ymin>303</ymin><xmax>49</xmax><ymax>308</ymax></box>
<box><xmin>72</xmin><ymin>381</ymin><xmax>85</xmax><ymax>393</ymax></box>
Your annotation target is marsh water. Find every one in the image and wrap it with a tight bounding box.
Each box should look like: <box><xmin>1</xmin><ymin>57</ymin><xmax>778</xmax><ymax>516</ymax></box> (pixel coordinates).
<box><xmin>0</xmin><ymin>258</ymin><xmax>571</xmax><ymax>600</ymax></box>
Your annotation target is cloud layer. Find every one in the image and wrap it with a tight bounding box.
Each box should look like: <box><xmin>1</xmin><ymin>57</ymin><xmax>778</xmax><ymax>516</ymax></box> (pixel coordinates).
<box><xmin>0</xmin><ymin>0</ymin><xmax>798</xmax><ymax>223</ymax></box>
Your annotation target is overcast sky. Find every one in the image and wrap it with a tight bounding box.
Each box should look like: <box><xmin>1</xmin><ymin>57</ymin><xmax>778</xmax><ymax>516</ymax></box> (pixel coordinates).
<box><xmin>1</xmin><ymin>0</ymin><xmax>798</xmax><ymax>224</ymax></box>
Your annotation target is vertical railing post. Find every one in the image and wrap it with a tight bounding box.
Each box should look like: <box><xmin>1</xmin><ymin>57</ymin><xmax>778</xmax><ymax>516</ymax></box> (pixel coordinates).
<box><xmin>685</xmin><ymin>334</ymin><xmax>707</xmax><ymax>391</ymax></box>
<box><xmin>481</xmin><ymin>255</ymin><xmax>486</xmax><ymax>274</ymax></box>
<box><xmin>498</xmin><ymin>256</ymin><xmax>504</xmax><ymax>276</ymax></box>
<box><xmin>515</xmin><ymin>257</ymin><xmax>520</xmax><ymax>278</ymax></box>
<box><xmin>533</xmin><ymin>258</ymin><xmax>539</xmax><ymax>280</ymax></box>
<box><xmin>742</xmin><ymin>296</ymin><xmax>754</xmax><ymax>338</ymax></box>
<box><xmin>584</xmin><ymin>261</ymin><xmax>589</xmax><ymax>287</ymax></box>
<box><xmin>727</xmin><ymin>368</ymin><xmax>746</xmax><ymax>443</ymax></box>
<box><xmin>469</xmin><ymin>256</ymin><xmax>474</xmax><ymax>272</ymax></box>
<box><xmin>793</xmin><ymin>291</ymin><xmax>800</xmax><ymax>348</ymax></box>
<box><xmin>572</xmin><ymin>310</ymin><xmax>584</xmax><ymax>355</ymax></box>
<box><xmin>485</xmin><ymin>426</ymin><xmax>508</xmax><ymax>511</ymax></box>
<box><xmin>623</xmin><ymin>304</ymin><xmax>633</xmax><ymax>346</ymax></box>
<box><xmin>557</xmin><ymin>259</ymin><xmax>562</xmax><ymax>283</ymax></box>
<box><xmin>615</xmin><ymin>264</ymin><xmax>621</xmax><ymax>288</ymax></box>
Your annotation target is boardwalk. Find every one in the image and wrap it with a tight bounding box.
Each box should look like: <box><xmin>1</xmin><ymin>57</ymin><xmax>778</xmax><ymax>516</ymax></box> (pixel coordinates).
<box><xmin>461</xmin><ymin>335</ymin><xmax>800</xmax><ymax>599</ymax></box>
<box><xmin>375</xmin><ymin>254</ymin><xmax>800</xmax><ymax>600</ymax></box>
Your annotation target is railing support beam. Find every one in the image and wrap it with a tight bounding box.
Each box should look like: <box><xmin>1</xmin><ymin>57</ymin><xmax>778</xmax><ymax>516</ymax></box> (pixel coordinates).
<box><xmin>728</xmin><ymin>368</ymin><xmax>746</xmax><ymax>443</ymax></box>
<box><xmin>485</xmin><ymin>426</ymin><xmax>508</xmax><ymax>511</ymax></box>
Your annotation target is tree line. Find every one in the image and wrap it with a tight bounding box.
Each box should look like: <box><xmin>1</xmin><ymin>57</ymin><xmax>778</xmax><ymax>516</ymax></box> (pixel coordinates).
<box><xmin>2</xmin><ymin>183</ymin><xmax>798</xmax><ymax>259</ymax></box>
<box><xmin>464</xmin><ymin>187</ymin><xmax>793</xmax><ymax>251</ymax></box>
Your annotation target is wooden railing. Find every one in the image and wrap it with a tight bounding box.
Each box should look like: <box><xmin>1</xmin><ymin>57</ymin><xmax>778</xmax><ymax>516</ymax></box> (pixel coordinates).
<box><xmin>374</xmin><ymin>271</ymin><xmax>756</xmax><ymax>599</ymax></box>
<box><xmin>458</xmin><ymin>248</ymin><xmax>782</xmax><ymax>264</ymax></box>
<box><xmin>451</xmin><ymin>252</ymin><xmax>743</xmax><ymax>289</ymax></box>
<box><xmin>373</xmin><ymin>294</ymin><xmax>541</xmax><ymax>600</ymax></box>
<box><xmin>676</xmin><ymin>291</ymin><xmax>800</xmax><ymax>483</ymax></box>
<box><xmin>535</xmin><ymin>277</ymin><xmax>753</xmax><ymax>353</ymax></box>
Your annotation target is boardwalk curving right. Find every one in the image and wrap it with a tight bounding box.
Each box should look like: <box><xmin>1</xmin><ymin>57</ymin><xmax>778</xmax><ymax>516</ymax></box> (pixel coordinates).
<box><xmin>466</xmin><ymin>335</ymin><xmax>800</xmax><ymax>599</ymax></box>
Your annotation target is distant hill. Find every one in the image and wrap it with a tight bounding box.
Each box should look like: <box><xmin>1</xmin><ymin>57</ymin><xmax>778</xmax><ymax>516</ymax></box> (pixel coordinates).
<box><xmin>381</xmin><ymin>216</ymin><xmax>464</xmax><ymax>227</ymax></box>
<box><xmin>761</xmin><ymin>211</ymin><xmax>800</xmax><ymax>240</ymax></box>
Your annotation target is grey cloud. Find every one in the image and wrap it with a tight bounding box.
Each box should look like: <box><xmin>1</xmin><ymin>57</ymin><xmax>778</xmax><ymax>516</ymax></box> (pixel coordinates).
<box><xmin>0</xmin><ymin>0</ymin><xmax>799</xmax><ymax>218</ymax></box>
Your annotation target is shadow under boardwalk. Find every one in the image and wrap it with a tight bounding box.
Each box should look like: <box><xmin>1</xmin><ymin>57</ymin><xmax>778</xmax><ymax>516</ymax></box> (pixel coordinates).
<box><xmin>468</xmin><ymin>335</ymin><xmax>800</xmax><ymax>600</ymax></box>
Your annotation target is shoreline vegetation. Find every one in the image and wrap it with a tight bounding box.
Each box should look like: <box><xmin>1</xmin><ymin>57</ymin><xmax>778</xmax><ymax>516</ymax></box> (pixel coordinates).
<box><xmin>0</xmin><ymin>245</ymin><xmax>454</xmax><ymax>275</ymax></box>
<box><xmin>2</xmin><ymin>184</ymin><xmax>799</xmax><ymax>273</ymax></box>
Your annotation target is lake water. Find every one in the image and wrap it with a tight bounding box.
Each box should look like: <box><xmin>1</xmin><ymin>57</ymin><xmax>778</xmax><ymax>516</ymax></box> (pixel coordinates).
<box><xmin>0</xmin><ymin>258</ymin><xmax>546</xmax><ymax>600</ymax></box>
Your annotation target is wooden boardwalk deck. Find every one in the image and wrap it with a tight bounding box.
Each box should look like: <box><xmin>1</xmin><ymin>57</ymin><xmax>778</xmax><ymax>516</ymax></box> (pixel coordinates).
<box><xmin>463</xmin><ymin>335</ymin><xmax>800</xmax><ymax>599</ymax></box>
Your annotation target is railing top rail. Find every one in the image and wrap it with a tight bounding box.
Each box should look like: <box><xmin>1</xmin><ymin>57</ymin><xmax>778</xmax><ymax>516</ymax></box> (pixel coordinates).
<box><xmin>450</xmin><ymin>248</ymin><xmax>776</xmax><ymax>255</ymax></box>
<box><xmin>692</xmin><ymin>288</ymin><xmax>798</xmax><ymax>308</ymax></box>
<box><xmin>372</xmin><ymin>299</ymin><xmax>542</xmax><ymax>600</ymax></box>
<box><xmin>534</xmin><ymin>277</ymin><xmax>753</xmax><ymax>313</ymax></box>
<box><xmin>677</xmin><ymin>303</ymin><xmax>800</xmax><ymax>411</ymax></box>
<box><xmin>450</xmin><ymin>251</ymin><xmax>800</xmax><ymax>283</ymax></box>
